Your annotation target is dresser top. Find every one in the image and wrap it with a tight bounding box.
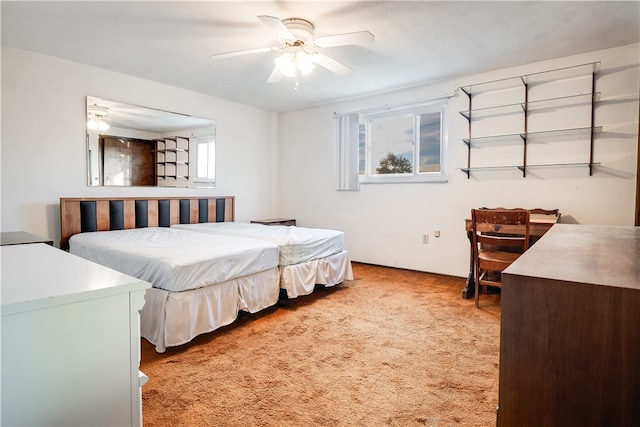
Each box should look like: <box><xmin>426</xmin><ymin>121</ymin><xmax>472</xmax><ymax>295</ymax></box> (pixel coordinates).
<box><xmin>504</xmin><ymin>224</ymin><xmax>640</xmax><ymax>291</ymax></box>
<box><xmin>1</xmin><ymin>243</ymin><xmax>150</xmax><ymax>315</ymax></box>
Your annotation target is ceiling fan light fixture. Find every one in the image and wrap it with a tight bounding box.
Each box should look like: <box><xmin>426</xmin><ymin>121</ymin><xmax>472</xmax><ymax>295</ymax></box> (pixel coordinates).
<box><xmin>87</xmin><ymin>116</ymin><xmax>110</xmax><ymax>131</ymax></box>
<box><xmin>87</xmin><ymin>104</ymin><xmax>110</xmax><ymax>131</ymax></box>
<box><xmin>275</xmin><ymin>52</ymin><xmax>296</xmax><ymax>77</ymax></box>
<box><xmin>275</xmin><ymin>51</ymin><xmax>315</xmax><ymax>78</ymax></box>
<box><xmin>212</xmin><ymin>15</ymin><xmax>373</xmax><ymax>84</ymax></box>
<box><xmin>296</xmin><ymin>51</ymin><xmax>315</xmax><ymax>75</ymax></box>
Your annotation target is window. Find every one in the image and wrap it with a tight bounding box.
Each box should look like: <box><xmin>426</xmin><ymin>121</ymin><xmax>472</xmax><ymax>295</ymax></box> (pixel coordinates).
<box><xmin>194</xmin><ymin>136</ymin><xmax>215</xmax><ymax>184</ymax></box>
<box><xmin>358</xmin><ymin>102</ymin><xmax>447</xmax><ymax>184</ymax></box>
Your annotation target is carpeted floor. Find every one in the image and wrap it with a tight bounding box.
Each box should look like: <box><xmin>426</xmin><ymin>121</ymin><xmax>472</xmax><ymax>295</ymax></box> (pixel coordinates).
<box><xmin>140</xmin><ymin>263</ymin><xmax>501</xmax><ymax>427</ymax></box>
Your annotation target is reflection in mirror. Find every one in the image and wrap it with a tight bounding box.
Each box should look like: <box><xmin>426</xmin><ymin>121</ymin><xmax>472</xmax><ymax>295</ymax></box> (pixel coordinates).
<box><xmin>86</xmin><ymin>96</ymin><xmax>216</xmax><ymax>187</ymax></box>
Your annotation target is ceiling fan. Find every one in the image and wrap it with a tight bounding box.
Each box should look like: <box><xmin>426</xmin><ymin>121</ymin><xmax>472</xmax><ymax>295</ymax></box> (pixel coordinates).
<box><xmin>210</xmin><ymin>15</ymin><xmax>375</xmax><ymax>83</ymax></box>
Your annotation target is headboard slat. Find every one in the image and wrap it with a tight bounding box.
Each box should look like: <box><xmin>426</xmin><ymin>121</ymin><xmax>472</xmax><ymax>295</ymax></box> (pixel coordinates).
<box><xmin>198</xmin><ymin>199</ymin><xmax>209</xmax><ymax>223</ymax></box>
<box><xmin>170</xmin><ymin>199</ymin><xmax>180</xmax><ymax>225</ymax></box>
<box><xmin>59</xmin><ymin>196</ymin><xmax>235</xmax><ymax>249</ymax></box>
<box><xmin>80</xmin><ymin>201</ymin><xmax>97</xmax><ymax>232</ymax></box>
<box><xmin>134</xmin><ymin>200</ymin><xmax>148</xmax><ymax>228</ymax></box>
<box><xmin>124</xmin><ymin>200</ymin><xmax>136</xmax><ymax>229</ymax></box>
<box><xmin>224</xmin><ymin>198</ymin><xmax>234</xmax><ymax>221</ymax></box>
<box><xmin>148</xmin><ymin>201</ymin><xmax>159</xmax><ymax>228</ymax></box>
<box><xmin>158</xmin><ymin>200</ymin><xmax>170</xmax><ymax>227</ymax></box>
<box><xmin>178</xmin><ymin>199</ymin><xmax>189</xmax><ymax>224</ymax></box>
<box><xmin>216</xmin><ymin>198</ymin><xmax>225</xmax><ymax>222</ymax></box>
<box><xmin>96</xmin><ymin>201</ymin><xmax>110</xmax><ymax>232</ymax></box>
<box><xmin>62</xmin><ymin>201</ymin><xmax>81</xmax><ymax>239</ymax></box>
<box><xmin>189</xmin><ymin>199</ymin><xmax>198</xmax><ymax>224</ymax></box>
<box><xmin>109</xmin><ymin>200</ymin><xmax>124</xmax><ymax>230</ymax></box>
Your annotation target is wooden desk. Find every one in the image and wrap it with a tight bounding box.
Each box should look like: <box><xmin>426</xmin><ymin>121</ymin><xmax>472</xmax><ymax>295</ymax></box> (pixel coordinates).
<box><xmin>498</xmin><ymin>224</ymin><xmax>640</xmax><ymax>426</ymax></box>
<box><xmin>462</xmin><ymin>213</ymin><xmax>559</xmax><ymax>298</ymax></box>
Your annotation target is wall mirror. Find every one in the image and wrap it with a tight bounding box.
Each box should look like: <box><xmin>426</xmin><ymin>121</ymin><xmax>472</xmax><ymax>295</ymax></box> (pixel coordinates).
<box><xmin>86</xmin><ymin>96</ymin><xmax>216</xmax><ymax>187</ymax></box>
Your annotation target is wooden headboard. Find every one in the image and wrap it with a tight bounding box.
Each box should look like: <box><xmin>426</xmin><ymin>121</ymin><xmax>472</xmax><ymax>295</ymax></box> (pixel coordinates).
<box><xmin>60</xmin><ymin>196</ymin><xmax>235</xmax><ymax>249</ymax></box>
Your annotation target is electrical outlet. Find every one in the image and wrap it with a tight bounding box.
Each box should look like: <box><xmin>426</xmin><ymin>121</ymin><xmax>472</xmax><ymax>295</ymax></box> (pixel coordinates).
<box><xmin>422</xmin><ymin>234</ymin><xmax>429</xmax><ymax>244</ymax></box>
<box><xmin>434</xmin><ymin>230</ymin><xmax>440</xmax><ymax>238</ymax></box>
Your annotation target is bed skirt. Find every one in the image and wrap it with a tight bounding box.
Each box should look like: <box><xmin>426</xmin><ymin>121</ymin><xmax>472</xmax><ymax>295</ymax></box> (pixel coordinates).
<box><xmin>280</xmin><ymin>250</ymin><xmax>353</xmax><ymax>299</ymax></box>
<box><xmin>141</xmin><ymin>267</ymin><xmax>280</xmax><ymax>353</ymax></box>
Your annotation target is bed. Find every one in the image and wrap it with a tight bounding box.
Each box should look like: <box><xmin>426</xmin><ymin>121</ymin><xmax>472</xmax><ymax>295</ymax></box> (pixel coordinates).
<box><xmin>60</xmin><ymin>196</ymin><xmax>281</xmax><ymax>352</ymax></box>
<box><xmin>171</xmin><ymin>222</ymin><xmax>353</xmax><ymax>298</ymax></box>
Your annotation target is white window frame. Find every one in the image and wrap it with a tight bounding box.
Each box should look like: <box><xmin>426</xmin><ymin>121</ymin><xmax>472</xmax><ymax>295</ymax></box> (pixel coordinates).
<box><xmin>359</xmin><ymin>101</ymin><xmax>448</xmax><ymax>184</ymax></box>
<box><xmin>193</xmin><ymin>135</ymin><xmax>216</xmax><ymax>185</ymax></box>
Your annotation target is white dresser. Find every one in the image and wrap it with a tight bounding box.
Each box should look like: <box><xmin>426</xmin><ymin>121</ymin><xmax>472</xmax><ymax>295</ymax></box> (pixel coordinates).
<box><xmin>1</xmin><ymin>243</ymin><xmax>151</xmax><ymax>426</ymax></box>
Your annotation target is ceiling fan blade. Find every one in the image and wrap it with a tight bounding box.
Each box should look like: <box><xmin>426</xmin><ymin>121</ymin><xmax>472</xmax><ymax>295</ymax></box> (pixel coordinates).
<box><xmin>257</xmin><ymin>15</ymin><xmax>296</xmax><ymax>42</ymax></box>
<box><xmin>313</xmin><ymin>31</ymin><xmax>375</xmax><ymax>48</ymax></box>
<box><xmin>267</xmin><ymin>67</ymin><xmax>283</xmax><ymax>83</ymax></box>
<box><xmin>210</xmin><ymin>46</ymin><xmax>277</xmax><ymax>60</ymax></box>
<box><xmin>312</xmin><ymin>53</ymin><xmax>353</xmax><ymax>76</ymax></box>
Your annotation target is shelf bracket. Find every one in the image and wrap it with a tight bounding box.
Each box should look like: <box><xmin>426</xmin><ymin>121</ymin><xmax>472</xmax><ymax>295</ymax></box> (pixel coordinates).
<box><xmin>520</xmin><ymin>136</ymin><xmax>527</xmax><ymax>178</ymax></box>
<box><xmin>589</xmin><ymin>71</ymin><xmax>597</xmax><ymax>176</ymax></box>
<box><xmin>459</xmin><ymin>111</ymin><xmax>471</xmax><ymax>123</ymax></box>
<box><xmin>463</xmin><ymin>87</ymin><xmax>472</xmax><ymax>178</ymax></box>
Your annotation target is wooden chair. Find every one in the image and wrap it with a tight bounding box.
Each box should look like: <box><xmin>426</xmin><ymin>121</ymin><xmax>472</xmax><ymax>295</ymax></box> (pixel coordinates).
<box><xmin>471</xmin><ymin>208</ymin><xmax>531</xmax><ymax>308</ymax></box>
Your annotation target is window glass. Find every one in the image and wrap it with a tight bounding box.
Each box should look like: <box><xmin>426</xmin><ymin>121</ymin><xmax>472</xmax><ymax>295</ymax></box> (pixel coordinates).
<box><xmin>358</xmin><ymin>123</ymin><xmax>366</xmax><ymax>176</ymax></box>
<box><xmin>419</xmin><ymin>111</ymin><xmax>442</xmax><ymax>173</ymax></box>
<box><xmin>195</xmin><ymin>136</ymin><xmax>215</xmax><ymax>183</ymax></box>
<box><xmin>358</xmin><ymin>102</ymin><xmax>446</xmax><ymax>183</ymax></box>
<box><xmin>370</xmin><ymin>114</ymin><xmax>414</xmax><ymax>175</ymax></box>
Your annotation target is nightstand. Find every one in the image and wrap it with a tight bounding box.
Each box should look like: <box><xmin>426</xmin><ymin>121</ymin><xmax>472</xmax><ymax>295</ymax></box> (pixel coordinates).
<box><xmin>1</xmin><ymin>231</ymin><xmax>54</xmax><ymax>246</ymax></box>
<box><xmin>251</xmin><ymin>218</ymin><xmax>296</xmax><ymax>226</ymax></box>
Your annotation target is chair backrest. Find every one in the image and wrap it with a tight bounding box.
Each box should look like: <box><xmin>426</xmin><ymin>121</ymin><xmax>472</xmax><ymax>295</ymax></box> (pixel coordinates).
<box><xmin>529</xmin><ymin>208</ymin><xmax>559</xmax><ymax>216</ymax></box>
<box><xmin>483</xmin><ymin>206</ymin><xmax>558</xmax><ymax>216</ymax></box>
<box><xmin>471</xmin><ymin>208</ymin><xmax>531</xmax><ymax>252</ymax></box>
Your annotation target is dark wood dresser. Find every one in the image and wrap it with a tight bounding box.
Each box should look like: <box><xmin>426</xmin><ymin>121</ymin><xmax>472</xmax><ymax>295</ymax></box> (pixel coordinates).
<box><xmin>498</xmin><ymin>224</ymin><xmax>640</xmax><ymax>426</ymax></box>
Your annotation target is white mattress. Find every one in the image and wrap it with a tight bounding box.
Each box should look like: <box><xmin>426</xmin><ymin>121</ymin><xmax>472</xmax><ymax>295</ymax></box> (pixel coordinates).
<box><xmin>69</xmin><ymin>227</ymin><xmax>279</xmax><ymax>292</ymax></box>
<box><xmin>171</xmin><ymin>222</ymin><xmax>345</xmax><ymax>266</ymax></box>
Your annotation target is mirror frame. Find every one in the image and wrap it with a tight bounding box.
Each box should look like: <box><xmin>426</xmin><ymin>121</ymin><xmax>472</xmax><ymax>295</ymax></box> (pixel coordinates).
<box><xmin>86</xmin><ymin>96</ymin><xmax>216</xmax><ymax>188</ymax></box>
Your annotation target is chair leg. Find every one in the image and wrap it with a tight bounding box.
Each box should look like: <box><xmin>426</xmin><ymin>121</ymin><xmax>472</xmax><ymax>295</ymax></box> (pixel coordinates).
<box><xmin>475</xmin><ymin>276</ymin><xmax>480</xmax><ymax>308</ymax></box>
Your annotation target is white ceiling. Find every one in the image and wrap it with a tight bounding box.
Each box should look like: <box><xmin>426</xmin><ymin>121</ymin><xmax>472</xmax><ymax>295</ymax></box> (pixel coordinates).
<box><xmin>2</xmin><ymin>1</ymin><xmax>639</xmax><ymax>112</ymax></box>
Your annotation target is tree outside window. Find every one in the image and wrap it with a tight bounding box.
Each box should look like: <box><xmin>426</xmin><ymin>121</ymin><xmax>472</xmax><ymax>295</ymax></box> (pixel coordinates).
<box><xmin>376</xmin><ymin>152</ymin><xmax>413</xmax><ymax>174</ymax></box>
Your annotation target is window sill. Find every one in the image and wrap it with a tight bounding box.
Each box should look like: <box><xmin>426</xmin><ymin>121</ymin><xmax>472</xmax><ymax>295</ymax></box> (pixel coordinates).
<box><xmin>359</xmin><ymin>175</ymin><xmax>448</xmax><ymax>184</ymax></box>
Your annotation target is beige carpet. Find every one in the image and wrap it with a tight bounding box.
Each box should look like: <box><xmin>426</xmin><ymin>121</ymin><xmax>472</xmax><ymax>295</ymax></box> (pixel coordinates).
<box><xmin>140</xmin><ymin>263</ymin><xmax>501</xmax><ymax>427</ymax></box>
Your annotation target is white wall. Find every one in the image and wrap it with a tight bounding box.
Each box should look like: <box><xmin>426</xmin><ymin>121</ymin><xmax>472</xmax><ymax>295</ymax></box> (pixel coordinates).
<box><xmin>2</xmin><ymin>45</ymin><xmax>638</xmax><ymax>278</ymax></box>
<box><xmin>1</xmin><ymin>47</ymin><xmax>280</xmax><ymax>246</ymax></box>
<box><xmin>278</xmin><ymin>43</ymin><xmax>640</xmax><ymax>278</ymax></box>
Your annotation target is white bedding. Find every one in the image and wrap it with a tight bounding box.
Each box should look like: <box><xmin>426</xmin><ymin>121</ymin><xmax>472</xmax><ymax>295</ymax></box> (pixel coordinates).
<box><xmin>171</xmin><ymin>222</ymin><xmax>344</xmax><ymax>266</ymax></box>
<box><xmin>69</xmin><ymin>227</ymin><xmax>279</xmax><ymax>292</ymax></box>
<box><xmin>142</xmin><ymin>267</ymin><xmax>280</xmax><ymax>352</ymax></box>
<box><xmin>281</xmin><ymin>250</ymin><xmax>353</xmax><ymax>298</ymax></box>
